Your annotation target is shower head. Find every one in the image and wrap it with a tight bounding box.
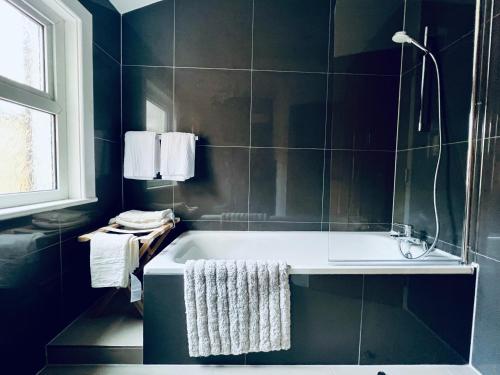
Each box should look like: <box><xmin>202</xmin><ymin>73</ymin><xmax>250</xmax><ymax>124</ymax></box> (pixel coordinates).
<box><xmin>392</xmin><ymin>31</ymin><xmax>429</xmax><ymax>54</ymax></box>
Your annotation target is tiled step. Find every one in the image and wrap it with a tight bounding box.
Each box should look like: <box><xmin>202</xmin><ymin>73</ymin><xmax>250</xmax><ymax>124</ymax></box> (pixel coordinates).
<box><xmin>46</xmin><ymin>290</ymin><xmax>143</xmax><ymax>365</ymax></box>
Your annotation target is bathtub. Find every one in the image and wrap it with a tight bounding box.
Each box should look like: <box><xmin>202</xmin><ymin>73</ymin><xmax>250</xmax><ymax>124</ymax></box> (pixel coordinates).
<box><xmin>143</xmin><ymin>231</ymin><xmax>476</xmax><ymax>365</ymax></box>
<box><xmin>144</xmin><ymin>231</ymin><xmax>474</xmax><ymax>275</ymax></box>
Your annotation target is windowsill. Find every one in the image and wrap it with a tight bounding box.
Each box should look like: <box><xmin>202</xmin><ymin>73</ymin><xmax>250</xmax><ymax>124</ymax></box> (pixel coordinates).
<box><xmin>0</xmin><ymin>197</ymin><xmax>98</xmax><ymax>221</ymax></box>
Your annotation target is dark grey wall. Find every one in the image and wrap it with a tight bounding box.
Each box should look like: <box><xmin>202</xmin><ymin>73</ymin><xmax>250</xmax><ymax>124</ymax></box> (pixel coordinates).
<box><xmin>392</xmin><ymin>0</ymin><xmax>476</xmax><ymax>255</ymax></box>
<box><xmin>121</xmin><ymin>0</ymin><xmax>401</xmax><ymax>231</ymax></box>
<box><xmin>470</xmin><ymin>0</ymin><xmax>500</xmax><ymax>373</ymax></box>
<box><xmin>0</xmin><ymin>1</ymin><xmax>122</xmax><ymax>373</ymax></box>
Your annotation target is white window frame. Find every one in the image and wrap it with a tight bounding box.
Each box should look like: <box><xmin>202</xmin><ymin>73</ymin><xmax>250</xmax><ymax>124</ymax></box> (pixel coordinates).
<box><xmin>0</xmin><ymin>0</ymin><xmax>96</xmax><ymax>220</ymax></box>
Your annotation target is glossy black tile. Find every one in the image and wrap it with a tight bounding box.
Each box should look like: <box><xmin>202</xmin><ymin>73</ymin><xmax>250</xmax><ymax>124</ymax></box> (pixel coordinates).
<box><xmin>253</xmin><ymin>0</ymin><xmax>331</xmax><ymax>72</ymax></box>
<box><xmin>79</xmin><ymin>0</ymin><xmax>121</xmax><ymax>61</ymax></box>
<box><xmin>124</xmin><ymin>180</ymin><xmax>174</xmax><ymax>212</ymax></box>
<box><xmin>93</xmin><ymin>46</ymin><xmax>121</xmax><ymax>141</ymax></box>
<box><xmin>403</xmin><ymin>0</ymin><xmax>476</xmax><ymax>72</ymax></box>
<box><xmin>250</xmin><ymin>148</ymin><xmax>324</xmax><ymax>223</ymax></box>
<box><xmin>174</xmin><ymin>146</ymin><xmax>249</xmax><ymax>220</ymax></box>
<box><xmin>360</xmin><ymin>275</ymin><xmax>472</xmax><ymax>364</ymax></box>
<box><xmin>246</xmin><ymin>275</ymin><xmax>363</xmax><ymax>364</ymax></box>
<box><xmin>406</xmin><ymin>274</ymin><xmax>475</xmax><ymax>360</ymax></box>
<box><xmin>94</xmin><ymin>138</ymin><xmax>122</xmax><ymax>214</ymax></box>
<box><xmin>122</xmin><ymin>66</ymin><xmax>174</xmax><ymax>132</ymax></box>
<box><xmin>329</xmin><ymin>150</ymin><xmax>395</xmax><ymax>224</ymax></box>
<box><xmin>329</xmin><ymin>74</ymin><xmax>399</xmax><ymax>150</ymax></box>
<box><xmin>472</xmin><ymin>256</ymin><xmax>500</xmax><ymax>374</ymax></box>
<box><xmin>175</xmin><ymin>0</ymin><xmax>252</xmax><ymax>69</ymax></box>
<box><xmin>175</xmin><ymin>69</ymin><xmax>251</xmax><ymax>146</ymax></box>
<box><xmin>398</xmin><ymin>34</ymin><xmax>474</xmax><ymax>150</ymax></box>
<box><xmin>393</xmin><ymin>143</ymin><xmax>467</xmax><ymax>252</ymax></box>
<box><xmin>60</xmin><ymin>239</ymin><xmax>104</xmax><ymax>325</ymax></box>
<box><xmin>332</xmin><ymin>0</ymin><xmax>403</xmax><ymax>75</ymax></box>
<box><xmin>251</xmin><ymin>71</ymin><xmax>327</xmax><ymax>148</ymax></box>
<box><xmin>0</xmin><ymin>213</ymin><xmax>60</xmax><ymax>255</ymax></box>
<box><xmin>181</xmin><ymin>220</ymin><xmax>248</xmax><ymax>231</ymax></box>
<box><xmin>328</xmin><ymin>223</ymin><xmax>391</xmax><ymax>231</ymax></box>
<box><xmin>0</xmin><ymin>244</ymin><xmax>63</xmax><ymax>374</ymax></box>
<box><xmin>144</xmin><ymin>275</ymin><xmax>246</xmax><ymax>364</ymax></box>
<box><xmin>122</xmin><ymin>0</ymin><xmax>174</xmax><ymax>66</ymax></box>
<box><xmin>248</xmin><ymin>221</ymin><xmax>322</xmax><ymax>231</ymax></box>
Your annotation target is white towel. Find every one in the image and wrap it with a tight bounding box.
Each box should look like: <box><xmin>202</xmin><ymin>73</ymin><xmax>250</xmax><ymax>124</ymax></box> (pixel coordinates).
<box><xmin>160</xmin><ymin>132</ymin><xmax>195</xmax><ymax>181</ymax></box>
<box><xmin>114</xmin><ymin>217</ymin><xmax>170</xmax><ymax>229</ymax></box>
<box><xmin>124</xmin><ymin>131</ymin><xmax>159</xmax><ymax>180</ymax></box>
<box><xmin>184</xmin><ymin>259</ymin><xmax>290</xmax><ymax>357</ymax></box>
<box><xmin>117</xmin><ymin>209</ymin><xmax>174</xmax><ymax>224</ymax></box>
<box><xmin>90</xmin><ymin>232</ymin><xmax>139</xmax><ymax>288</ymax></box>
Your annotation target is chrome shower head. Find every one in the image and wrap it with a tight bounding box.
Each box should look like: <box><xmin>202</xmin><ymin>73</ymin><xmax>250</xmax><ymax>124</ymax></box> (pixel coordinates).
<box><xmin>392</xmin><ymin>31</ymin><xmax>429</xmax><ymax>54</ymax></box>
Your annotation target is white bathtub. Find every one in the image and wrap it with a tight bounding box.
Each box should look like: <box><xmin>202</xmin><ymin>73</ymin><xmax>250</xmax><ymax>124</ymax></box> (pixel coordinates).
<box><xmin>144</xmin><ymin>231</ymin><xmax>474</xmax><ymax>275</ymax></box>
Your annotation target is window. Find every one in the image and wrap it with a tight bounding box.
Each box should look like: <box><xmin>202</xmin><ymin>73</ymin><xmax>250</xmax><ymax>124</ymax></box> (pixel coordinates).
<box><xmin>0</xmin><ymin>0</ymin><xmax>96</xmax><ymax>219</ymax></box>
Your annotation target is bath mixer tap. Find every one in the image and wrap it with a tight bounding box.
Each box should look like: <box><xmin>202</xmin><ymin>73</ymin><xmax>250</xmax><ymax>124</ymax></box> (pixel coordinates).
<box><xmin>391</xmin><ymin>224</ymin><xmax>413</xmax><ymax>238</ymax></box>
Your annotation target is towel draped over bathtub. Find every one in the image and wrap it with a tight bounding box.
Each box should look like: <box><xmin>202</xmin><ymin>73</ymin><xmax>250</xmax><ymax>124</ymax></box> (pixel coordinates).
<box><xmin>184</xmin><ymin>260</ymin><xmax>291</xmax><ymax>357</ymax></box>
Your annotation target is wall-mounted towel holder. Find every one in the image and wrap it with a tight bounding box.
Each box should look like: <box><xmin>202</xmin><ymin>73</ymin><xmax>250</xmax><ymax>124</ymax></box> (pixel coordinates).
<box><xmin>156</xmin><ymin>134</ymin><xmax>199</xmax><ymax>141</ymax></box>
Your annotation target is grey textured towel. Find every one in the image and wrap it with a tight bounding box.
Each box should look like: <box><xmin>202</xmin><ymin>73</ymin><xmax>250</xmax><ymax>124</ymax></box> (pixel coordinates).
<box><xmin>184</xmin><ymin>260</ymin><xmax>290</xmax><ymax>357</ymax></box>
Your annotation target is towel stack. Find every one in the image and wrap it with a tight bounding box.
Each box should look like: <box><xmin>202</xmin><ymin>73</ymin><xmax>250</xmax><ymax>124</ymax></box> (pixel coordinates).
<box><xmin>124</xmin><ymin>131</ymin><xmax>195</xmax><ymax>181</ymax></box>
<box><xmin>113</xmin><ymin>209</ymin><xmax>175</xmax><ymax>230</ymax></box>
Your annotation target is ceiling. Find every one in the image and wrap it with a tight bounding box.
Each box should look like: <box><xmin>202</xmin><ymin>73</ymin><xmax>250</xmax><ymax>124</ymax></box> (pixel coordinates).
<box><xmin>109</xmin><ymin>0</ymin><xmax>162</xmax><ymax>14</ymax></box>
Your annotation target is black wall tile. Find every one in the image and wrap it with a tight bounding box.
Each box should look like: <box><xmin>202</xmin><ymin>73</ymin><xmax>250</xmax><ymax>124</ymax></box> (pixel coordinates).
<box><xmin>174</xmin><ymin>146</ymin><xmax>249</xmax><ymax>220</ymax></box>
<box><xmin>124</xmin><ymin>180</ymin><xmax>174</xmax><ymax>212</ymax></box>
<box><xmin>122</xmin><ymin>66</ymin><xmax>174</xmax><ymax>132</ymax></box>
<box><xmin>332</xmin><ymin>0</ymin><xmax>404</xmax><ymax>75</ymax></box>
<box><xmin>360</xmin><ymin>275</ymin><xmax>473</xmax><ymax>364</ymax></box>
<box><xmin>329</xmin><ymin>74</ymin><xmax>399</xmax><ymax>150</ymax></box>
<box><xmin>253</xmin><ymin>0</ymin><xmax>331</xmax><ymax>72</ymax></box>
<box><xmin>329</xmin><ymin>151</ymin><xmax>395</xmax><ymax>224</ymax></box>
<box><xmin>181</xmin><ymin>220</ymin><xmax>248</xmax><ymax>231</ymax></box>
<box><xmin>250</xmin><ymin>148</ymin><xmax>324</xmax><ymax>223</ymax></box>
<box><xmin>93</xmin><ymin>46</ymin><xmax>121</xmax><ymax>141</ymax></box>
<box><xmin>79</xmin><ymin>0</ymin><xmax>121</xmax><ymax>61</ymax></box>
<box><xmin>398</xmin><ymin>34</ymin><xmax>474</xmax><ymax>150</ymax></box>
<box><xmin>175</xmin><ymin>0</ymin><xmax>253</xmax><ymax>69</ymax></box>
<box><xmin>122</xmin><ymin>0</ymin><xmax>174</xmax><ymax>66</ymax></box>
<box><xmin>251</xmin><ymin>71</ymin><xmax>327</xmax><ymax>148</ymax></box>
<box><xmin>248</xmin><ymin>222</ymin><xmax>322</xmax><ymax>231</ymax></box>
<box><xmin>175</xmin><ymin>69</ymin><xmax>251</xmax><ymax>146</ymax></box>
<box><xmin>403</xmin><ymin>0</ymin><xmax>476</xmax><ymax>72</ymax></box>
<box><xmin>0</xmin><ymin>244</ymin><xmax>63</xmax><ymax>374</ymax></box>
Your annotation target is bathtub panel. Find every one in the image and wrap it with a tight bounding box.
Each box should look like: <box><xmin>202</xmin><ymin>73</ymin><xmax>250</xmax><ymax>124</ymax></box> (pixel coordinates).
<box><xmin>359</xmin><ymin>274</ymin><xmax>475</xmax><ymax>365</ymax></box>
<box><xmin>144</xmin><ymin>274</ymin><xmax>363</xmax><ymax>364</ymax></box>
<box><xmin>245</xmin><ymin>274</ymin><xmax>363</xmax><ymax>365</ymax></box>
<box><xmin>143</xmin><ymin>275</ymin><xmax>246</xmax><ymax>364</ymax></box>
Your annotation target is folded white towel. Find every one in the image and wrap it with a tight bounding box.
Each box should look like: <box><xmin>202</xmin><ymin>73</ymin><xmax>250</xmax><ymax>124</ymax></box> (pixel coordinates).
<box><xmin>184</xmin><ymin>259</ymin><xmax>290</xmax><ymax>357</ymax></box>
<box><xmin>117</xmin><ymin>209</ymin><xmax>174</xmax><ymax>224</ymax></box>
<box><xmin>160</xmin><ymin>132</ymin><xmax>195</xmax><ymax>181</ymax></box>
<box><xmin>115</xmin><ymin>217</ymin><xmax>169</xmax><ymax>229</ymax></box>
<box><xmin>90</xmin><ymin>232</ymin><xmax>139</xmax><ymax>288</ymax></box>
<box><xmin>124</xmin><ymin>131</ymin><xmax>159</xmax><ymax>180</ymax></box>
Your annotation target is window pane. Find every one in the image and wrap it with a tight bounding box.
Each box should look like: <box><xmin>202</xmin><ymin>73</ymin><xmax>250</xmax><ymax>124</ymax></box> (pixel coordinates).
<box><xmin>0</xmin><ymin>0</ymin><xmax>45</xmax><ymax>91</ymax></box>
<box><xmin>0</xmin><ymin>99</ymin><xmax>56</xmax><ymax>194</ymax></box>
